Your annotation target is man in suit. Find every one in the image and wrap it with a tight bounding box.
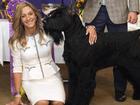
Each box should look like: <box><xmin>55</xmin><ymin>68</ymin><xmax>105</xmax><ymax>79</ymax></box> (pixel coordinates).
<box><xmin>83</xmin><ymin>0</ymin><xmax>139</xmax><ymax>102</ymax></box>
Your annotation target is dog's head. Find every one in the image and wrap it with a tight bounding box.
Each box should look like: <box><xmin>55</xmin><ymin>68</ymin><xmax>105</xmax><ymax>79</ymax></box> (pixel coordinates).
<box><xmin>42</xmin><ymin>3</ymin><xmax>65</xmax><ymax>45</ymax></box>
<box><xmin>42</xmin><ymin>3</ymin><xmax>77</xmax><ymax>45</ymax></box>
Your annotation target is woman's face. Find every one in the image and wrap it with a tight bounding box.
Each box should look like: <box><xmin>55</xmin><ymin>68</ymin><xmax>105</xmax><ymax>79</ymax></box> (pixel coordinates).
<box><xmin>21</xmin><ymin>6</ymin><xmax>37</xmax><ymax>30</ymax></box>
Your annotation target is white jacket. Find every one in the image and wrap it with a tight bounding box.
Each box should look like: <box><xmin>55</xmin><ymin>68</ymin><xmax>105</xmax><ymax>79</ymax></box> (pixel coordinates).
<box><xmin>11</xmin><ymin>33</ymin><xmax>59</xmax><ymax>80</ymax></box>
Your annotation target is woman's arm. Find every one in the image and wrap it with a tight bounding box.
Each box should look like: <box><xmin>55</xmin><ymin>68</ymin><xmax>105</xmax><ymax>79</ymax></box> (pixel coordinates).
<box><xmin>13</xmin><ymin>73</ymin><xmax>22</xmax><ymax>96</ymax></box>
<box><xmin>6</xmin><ymin>74</ymin><xmax>22</xmax><ymax>105</ymax></box>
<box><xmin>6</xmin><ymin>42</ymin><xmax>23</xmax><ymax>105</ymax></box>
<box><xmin>6</xmin><ymin>73</ymin><xmax>22</xmax><ymax>105</ymax></box>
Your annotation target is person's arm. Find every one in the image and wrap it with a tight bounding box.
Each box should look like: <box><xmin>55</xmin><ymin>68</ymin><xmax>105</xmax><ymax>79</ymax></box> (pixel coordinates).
<box><xmin>127</xmin><ymin>12</ymin><xmax>138</xmax><ymax>24</ymax></box>
<box><xmin>13</xmin><ymin>73</ymin><xmax>22</xmax><ymax>96</ymax></box>
<box><xmin>86</xmin><ymin>25</ymin><xmax>97</xmax><ymax>45</ymax></box>
<box><xmin>128</xmin><ymin>0</ymin><xmax>139</xmax><ymax>24</ymax></box>
<box><xmin>6</xmin><ymin>42</ymin><xmax>23</xmax><ymax>105</ymax></box>
<box><xmin>6</xmin><ymin>73</ymin><xmax>22</xmax><ymax>105</ymax></box>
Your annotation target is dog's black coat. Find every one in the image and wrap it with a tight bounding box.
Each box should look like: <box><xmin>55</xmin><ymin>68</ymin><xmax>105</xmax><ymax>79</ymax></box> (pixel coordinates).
<box><xmin>43</xmin><ymin>7</ymin><xmax>140</xmax><ymax>105</ymax></box>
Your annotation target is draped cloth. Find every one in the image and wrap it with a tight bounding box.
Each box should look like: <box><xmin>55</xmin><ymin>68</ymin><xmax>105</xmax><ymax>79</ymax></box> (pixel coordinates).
<box><xmin>0</xmin><ymin>19</ymin><xmax>10</xmax><ymax>65</ymax></box>
<box><xmin>9</xmin><ymin>22</ymin><xmax>15</xmax><ymax>95</ymax></box>
<box><xmin>0</xmin><ymin>20</ymin><xmax>3</xmax><ymax>65</ymax></box>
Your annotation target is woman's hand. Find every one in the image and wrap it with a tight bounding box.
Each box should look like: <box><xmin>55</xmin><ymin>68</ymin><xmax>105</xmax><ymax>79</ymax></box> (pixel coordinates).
<box><xmin>6</xmin><ymin>96</ymin><xmax>23</xmax><ymax>105</ymax></box>
<box><xmin>86</xmin><ymin>25</ymin><xmax>97</xmax><ymax>45</ymax></box>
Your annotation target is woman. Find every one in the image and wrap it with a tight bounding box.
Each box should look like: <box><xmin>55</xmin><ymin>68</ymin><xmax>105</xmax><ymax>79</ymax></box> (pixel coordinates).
<box><xmin>6</xmin><ymin>2</ymin><xmax>65</xmax><ymax>105</ymax></box>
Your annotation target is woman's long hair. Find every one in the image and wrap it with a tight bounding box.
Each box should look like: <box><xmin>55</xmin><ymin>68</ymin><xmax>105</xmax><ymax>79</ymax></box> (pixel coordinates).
<box><xmin>9</xmin><ymin>2</ymin><xmax>44</xmax><ymax>49</ymax></box>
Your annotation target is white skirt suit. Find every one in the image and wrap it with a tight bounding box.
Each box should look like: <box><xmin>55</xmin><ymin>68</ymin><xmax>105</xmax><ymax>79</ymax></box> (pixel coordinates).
<box><xmin>11</xmin><ymin>33</ymin><xmax>65</xmax><ymax>105</ymax></box>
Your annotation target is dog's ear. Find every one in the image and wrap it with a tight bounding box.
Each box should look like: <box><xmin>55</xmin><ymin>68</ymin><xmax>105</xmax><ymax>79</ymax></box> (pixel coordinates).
<box><xmin>43</xmin><ymin>19</ymin><xmax>64</xmax><ymax>44</ymax></box>
<box><xmin>43</xmin><ymin>17</ymin><xmax>49</xmax><ymax>33</ymax></box>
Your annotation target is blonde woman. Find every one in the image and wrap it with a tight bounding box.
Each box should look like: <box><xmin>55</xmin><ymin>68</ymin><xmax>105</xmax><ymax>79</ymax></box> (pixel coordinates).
<box><xmin>6</xmin><ymin>2</ymin><xmax>65</xmax><ymax>105</ymax></box>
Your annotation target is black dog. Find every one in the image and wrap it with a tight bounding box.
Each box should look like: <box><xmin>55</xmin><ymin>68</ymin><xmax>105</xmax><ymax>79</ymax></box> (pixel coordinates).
<box><xmin>43</xmin><ymin>7</ymin><xmax>140</xmax><ymax>105</ymax></box>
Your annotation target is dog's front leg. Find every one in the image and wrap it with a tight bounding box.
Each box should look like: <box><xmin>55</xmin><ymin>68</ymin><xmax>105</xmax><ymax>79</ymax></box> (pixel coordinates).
<box><xmin>70</xmin><ymin>66</ymin><xmax>95</xmax><ymax>105</ymax></box>
<box><xmin>65</xmin><ymin>62</ymin><xmax>79</xmax><ymax>105</ymax></box>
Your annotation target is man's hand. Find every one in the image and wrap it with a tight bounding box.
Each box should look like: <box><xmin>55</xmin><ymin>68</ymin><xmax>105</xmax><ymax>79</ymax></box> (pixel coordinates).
<box><xmin>86</xmin><ymin>25</ymin><xmax>97</xmax><ymax>45</ymax></box>
<box><xmin>127</xmin><ymin>12</ymin><xmax>138</xmax><ymax>24</ymax></box>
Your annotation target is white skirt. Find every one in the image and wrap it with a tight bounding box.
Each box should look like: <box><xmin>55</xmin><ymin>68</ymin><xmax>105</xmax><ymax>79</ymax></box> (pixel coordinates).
<box><xmin>22</xmin><ymin>72</ymin><xmax>65</xmax><ymax>105</ymax></box>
